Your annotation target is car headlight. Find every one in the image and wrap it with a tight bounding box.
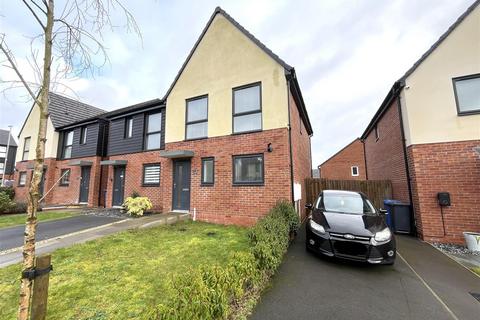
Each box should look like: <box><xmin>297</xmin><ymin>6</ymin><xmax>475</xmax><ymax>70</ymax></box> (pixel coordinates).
<box><xmin>373</xmin><ymin>228</ymin><xmax>392</xmax><ymax>243</ymax></box>
<box><xmin>310</xmin><ymin>219</ymin><xmax>326</xmax><ymax>235</ymax></box>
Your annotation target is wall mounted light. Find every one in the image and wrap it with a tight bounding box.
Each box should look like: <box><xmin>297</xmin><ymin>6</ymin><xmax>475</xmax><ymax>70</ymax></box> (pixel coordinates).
<box><xmin>267</xmin><ymin>143</ymin><xmax>273</xmax><ymax>152</ymax></box>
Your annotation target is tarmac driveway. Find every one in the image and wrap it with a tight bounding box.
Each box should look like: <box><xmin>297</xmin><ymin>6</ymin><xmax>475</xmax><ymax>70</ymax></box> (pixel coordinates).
<box><xmin>251</xmin><ymin>226</ymin><xmax>480</xmax><ymax>320</ymax></box>
<box><xmin>0</xmin><ymin>214</ymin><xmax>123</xmax><ymax>252</ymax></box>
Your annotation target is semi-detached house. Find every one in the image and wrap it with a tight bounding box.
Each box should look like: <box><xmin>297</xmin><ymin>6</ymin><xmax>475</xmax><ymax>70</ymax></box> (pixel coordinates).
<box><xmin>14</xmin><ymin>7</ymin><xmax>313</xmax><ymax>225</ymax></box>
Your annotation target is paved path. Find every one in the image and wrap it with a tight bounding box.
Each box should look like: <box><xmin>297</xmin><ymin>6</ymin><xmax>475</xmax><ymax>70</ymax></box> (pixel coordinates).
<box><xmin>251</xmin><ymin>227</ymin><xmax>480</xmax><ymax>320</ymax></box>
<box><xmin>0</xmin><ymin>215</ymin><xmax>122</xmax><ymax>251</ymax></box>
<box><xmin>0</xmin><ymin>213</ymin><xmax>189</xmax><ymax>268</ymax></box>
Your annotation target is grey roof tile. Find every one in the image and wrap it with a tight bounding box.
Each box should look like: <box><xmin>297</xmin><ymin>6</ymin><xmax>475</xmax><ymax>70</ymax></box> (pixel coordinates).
<box><xmin>48</xmin><ymin>92</ymin><xmax>106</xmax><ymax>128</ymax></box>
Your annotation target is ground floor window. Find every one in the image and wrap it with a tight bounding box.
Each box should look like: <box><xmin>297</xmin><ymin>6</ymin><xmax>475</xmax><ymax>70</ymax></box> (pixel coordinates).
<box><xmin>60</xmin><ymin>169</ymin><xmax>71</xmax><ymax>186</ymax></box>
<box><xmin>18</xmin><ymin>172</ymin><xmax>27</xmax><ymax>186</ymax></box>
<box><xmin>201</xmin><ymin>157</ymin><xmax>214</xmax><ymax>185</ymax></box>
<box><xmin>143</xmin><ymin>164</ymin><xmax>160</xmax><ymax>186</ymax></box>
<box><xmin>233</xmin><ymin>154</ymin><xmax>264</xmax><ymax>185</ymax></box>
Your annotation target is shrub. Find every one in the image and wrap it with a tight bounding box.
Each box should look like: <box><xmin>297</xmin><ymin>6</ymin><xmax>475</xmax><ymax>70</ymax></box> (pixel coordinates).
<box><xmin>122</xmin><ymin>196</ymin><xmax>152</xmax><ymax>216</ymax></box>
<box><xmin>153</xmin><ymin>252</ymin><xmax>260</xmax><ymax>320</ymax></box>
<box><xmin>130</xmin><ymin>191</ymin><xmax>141</xmax><ymax>198</ymax></box>
<box><xmin>0</xmin><ymin>186</ymin><xmax>15</xmax><ymax>200</ymax></box>
<box><xmin>150</xmin><ymin>201</ymin><xmax>297</xmax><ymax>319</ymax></box>
<box><xmin>0</xmin><ymin>192</ymin><xmax>16</xmax><ymax>213</ymax></box>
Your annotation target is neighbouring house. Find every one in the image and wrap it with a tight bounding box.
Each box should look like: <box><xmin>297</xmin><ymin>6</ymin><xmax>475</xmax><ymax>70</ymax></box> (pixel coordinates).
<box><xmin>361</xmin><ymin>0</ymin><xmax>480</xmax><ymax>244</ymax></box>
<box><xmin>14</xmin><ymin>93</ymin><xmax>107</xmax><ymax>206</ymax></box>
<box><xmin>13</xmin><ymin>7</ymin><xmax>313</xmax><ymax>225</ymax></box>
<box><xmin>318</xmin><ymin>138</ymin><xmax>366</xmax><ymax>180</ymax></box>
<box><xmin>0</xmin><ymin>129</ymin><xmax>17</xmax><ymax>184</ymax></box>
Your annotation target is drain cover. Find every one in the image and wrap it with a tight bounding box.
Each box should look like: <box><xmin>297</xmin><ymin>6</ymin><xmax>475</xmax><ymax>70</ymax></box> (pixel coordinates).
<box><xmin>470</xmin><ymin>292</ymin><xmax>480</xmax><ymax>303</ymax></box>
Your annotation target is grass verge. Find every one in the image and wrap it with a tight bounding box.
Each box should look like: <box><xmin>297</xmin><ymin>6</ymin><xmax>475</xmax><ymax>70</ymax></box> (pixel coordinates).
<box><xmin>0</xmin><ymin>221</ymin><xmax>250</xmax><ymax>319</ymax></box>
<box><xmin>473</xmin><ymin>267</ymin><xmax>480</xmax><ymax>276</ymax></box>
<box><xmin>0</xmin><ymin>211</ymin><xmax>77</xmax><ymax>229</ymax></box>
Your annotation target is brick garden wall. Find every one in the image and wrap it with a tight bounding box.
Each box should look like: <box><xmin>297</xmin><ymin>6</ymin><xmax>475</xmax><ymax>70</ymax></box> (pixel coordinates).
<box><xmin>407</xmin><ymin>140</ymin><xmax>480</xmax><ymax>244</ymax></box>
<box><xmin>364</xmin><ymin>100</ymin><xmax>410</xmax><ymax>203</ymax></box>
<box><xmin>289</xmin><ymin>92</ymin><xmax>312</xmax><ymax>221</ymax></box>
<box><xmin>320</xmin><ymin>139</ymin><xmax>366</xmax><ymax>180</ymax></box>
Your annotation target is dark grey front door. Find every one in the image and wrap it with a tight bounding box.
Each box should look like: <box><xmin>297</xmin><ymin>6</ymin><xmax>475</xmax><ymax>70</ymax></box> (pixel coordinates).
<box><xmin>79</xmin><ymin>166</ymin><xmax>91</xmax><ymax>203</ymax></box>
<box><xmin>112</xmin><ymin>166</ymin><xmax>126</xmax><ymax>206</ymax></box>
<box><xmin>172</xmin><ymin>160</ymin><xmax>191</xmax><ymax>211</ymax></box>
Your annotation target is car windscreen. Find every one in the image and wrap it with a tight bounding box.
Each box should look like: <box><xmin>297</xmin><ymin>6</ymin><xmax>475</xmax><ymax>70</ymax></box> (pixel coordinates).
<box><xmin>318</xmin><ymin>193</ymin><xmax>377</xmax><ymax>215</ymax></box>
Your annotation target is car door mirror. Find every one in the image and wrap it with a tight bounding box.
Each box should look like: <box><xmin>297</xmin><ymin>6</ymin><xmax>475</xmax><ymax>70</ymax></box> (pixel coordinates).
<box><xmin>305</xmin><ymin>203</ymin><xmax>313</xmax><ymax>210</ymax></box>
<box><xmin>379</xmin><ymin>208</ymin><xmax>387</xmax><ymax>215</ymax></box>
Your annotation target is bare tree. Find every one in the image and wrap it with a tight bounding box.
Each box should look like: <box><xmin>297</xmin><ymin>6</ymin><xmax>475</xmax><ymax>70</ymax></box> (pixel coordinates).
<box><xmin>0</xmin><ymin>1</ymin><xmax>140</xmax><ymax>319</ymax></box>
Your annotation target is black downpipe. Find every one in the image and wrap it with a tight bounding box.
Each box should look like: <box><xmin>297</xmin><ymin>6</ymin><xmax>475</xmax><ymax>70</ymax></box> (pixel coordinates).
<box><xmin>286</xmin><ymin>77</ymin><xmax>295</xmax><ymax>205</ymax></box>
<box><xmin>362</xmin><ymin>139</ymin><xmax>368</xmax><ymax>180</ymax></box>
<box><xmin>396</xmin><ymin>94</ymin><xmax>416</xmax><ymax>236</ymax></box>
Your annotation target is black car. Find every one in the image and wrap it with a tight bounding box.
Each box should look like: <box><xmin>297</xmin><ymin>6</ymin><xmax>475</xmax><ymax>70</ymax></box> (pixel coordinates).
<box><xmin>305</xmin><ymin>190</ymin><xmax>396</xmax><ymax>265</ymax></box>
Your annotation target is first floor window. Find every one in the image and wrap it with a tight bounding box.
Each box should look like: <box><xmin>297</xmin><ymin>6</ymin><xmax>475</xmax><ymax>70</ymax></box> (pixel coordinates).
<box><xmin>18</xmin><ymin>172</ymin><xmax>27</xmax><ymax>186</ymax></box>
<box><xmin>22</xmin><ymin>137</ymin><xmax>31</xmax><ymax>160</ymax></box>
<box><xmin>351</xmin><ymin>166</ymin><xmax>359</xmax><ymax>177</ymax></box>
<box><xmin>143</xmin><ymin>164</ymin><xmax>160</xmax><ymax>186</ymax></box>
<box><xmin>0</xmin><ymin>146</ymin><xmax>6</xmax><ymax>158</ymax></box>
<box><xmin>0</xmin><ymin>162</ymin><xmax>4</xmax><ymax>174</ymax></box>
<box><xmin>80</xmin><ymin>126</ymin><xmax>88</xmax><ymax>144</ymax></box>
<box><xmin>233</xmin><ymin>83</ymin><xmax>262</xmax><ymax>133</ymax></box>
<box><xmin>453</xmin><ymin>74</ymin><xmax>480</xmax><ymax>114</ymax></box>
<box><xmin>186</xmin><ymin>95</ymin><xmax>208</xmax><ymax>140</ymax></box>
<box><xmin>201</xmin><ymin>157</ymin><xmax>214</xmax><ymax>185</ymax></box>
<box><xmin>145</xmin><ymin>112</ymin><xmax>162</xmax><ymax>150</ymax></box>
<box><xmin>60</xmin><ymin>169</ymin><xmax>71</xmax><ymax>186</ymax></box>
<box><xmin>125</xmin><ymin>117</ymin><xmax>133</xmax><ymax>138</ymax></box>
<box><xmin>233</xmin><ymin>154</ymin><xmax>264</xmax><ymax>185</ymax></box>
<box><xmin>63</xmin><ymin>131</ymin><xmax>74</xmax><ymax>159</ymax></box>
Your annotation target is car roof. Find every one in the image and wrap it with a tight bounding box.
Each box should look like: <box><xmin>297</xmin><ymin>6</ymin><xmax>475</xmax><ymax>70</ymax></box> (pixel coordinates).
<box><xmin>323</xmin><ymin>190</ymin><xmax>364</xmax><ymax>196</ymax></box>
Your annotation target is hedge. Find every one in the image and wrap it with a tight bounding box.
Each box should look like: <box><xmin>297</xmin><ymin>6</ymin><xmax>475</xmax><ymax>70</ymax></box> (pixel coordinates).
<box><xmin>151</xmin><ymin>200</ymin><xmax>299</xmax><ymax>319</ymax></box>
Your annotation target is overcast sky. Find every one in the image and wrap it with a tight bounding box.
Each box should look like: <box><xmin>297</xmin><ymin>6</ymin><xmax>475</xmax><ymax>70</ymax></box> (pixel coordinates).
<box><xmin>0</xmin><ymin>0</ymin><xmax>475</xmax><ymax>167</ymax></box>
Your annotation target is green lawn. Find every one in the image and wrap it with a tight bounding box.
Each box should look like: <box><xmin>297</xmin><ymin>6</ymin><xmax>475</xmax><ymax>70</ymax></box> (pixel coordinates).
<box><xmin>0</xmin><ymin>211</ymin><xmax>77</xmax><ymax>229</ymax></box>
<box><xmin>0</xmin><ymin>221</ymin><xmax>250</xmax><ymax>319</ymax></box>
<box><xmin>473</xmin><ymin>267</ymin><xmax>480</xmax><ymax>277</ymax></box>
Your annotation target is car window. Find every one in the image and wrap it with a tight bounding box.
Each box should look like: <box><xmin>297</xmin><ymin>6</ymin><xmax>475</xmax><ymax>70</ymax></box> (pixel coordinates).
<box><xmin>318</xmin><ymin>193</ymin><xmax>376</xmax><ymax>215</ymax></box>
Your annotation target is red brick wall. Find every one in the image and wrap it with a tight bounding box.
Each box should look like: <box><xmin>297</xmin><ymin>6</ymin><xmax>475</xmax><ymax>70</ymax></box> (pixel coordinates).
<box><xmin>364</xmin><ymin>100</ymin><xmax>410</xmax><ymax>203</ymax></box>
<box><xmin>105</xmin><ymin>151</ymin><xmax>165</xmax><ymax>209</ymax></box>
<box><xmin>14</xmin><ymin>156</ymin><xmax>104</xmax><ymax>207</ymax></box>
<box><xmin>407</xmin><ymin>140</ymin><xmax>480</xmax><ymax>244</ymax></box>
<box><xmin>104</xmin><ymin>128</ymin><xmax>292</xmax><ymax>226</ymax></box>
<box><xmin>289</xmin><ymin>91</ymin><xmax>312</xmax><ymax>221</ymax></box>
<box><xmin>320</xmin><ymin>139</ymin><xmax>366</xmax><ymax>180</ymax></box>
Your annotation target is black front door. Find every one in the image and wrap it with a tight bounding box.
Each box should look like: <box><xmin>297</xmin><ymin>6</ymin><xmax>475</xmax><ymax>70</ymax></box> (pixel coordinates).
<box><xmin>79</xmin><ymin>166</ymin><xmax>91</xmax><ymax>203</ymax></box>
<box><xmin>172</xmin><ymin>160</ymin><xmax>191</xmax><ymax>211</ymax></box>
<box><xmin>112</xmin><ymin>166</ymin><xmax>126</xmax><ymax>206</ymax></box>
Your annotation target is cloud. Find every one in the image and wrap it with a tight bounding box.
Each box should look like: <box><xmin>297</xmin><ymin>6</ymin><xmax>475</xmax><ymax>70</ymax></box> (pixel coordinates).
<box><xmin>0</xmin><ymin>0</ymin><xmax>475</xmax><ymax>167</ymax></box>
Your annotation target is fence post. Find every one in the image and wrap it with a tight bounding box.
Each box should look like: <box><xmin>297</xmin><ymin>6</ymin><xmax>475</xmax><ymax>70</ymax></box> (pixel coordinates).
<box><xmin>31</xmin><ymin>254</ymin><xmax>52</xmax><ymax>320</ymax></box>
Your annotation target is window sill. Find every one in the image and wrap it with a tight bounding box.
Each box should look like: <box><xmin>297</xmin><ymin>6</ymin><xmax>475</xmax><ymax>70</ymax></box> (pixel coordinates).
<box><xmin>142</xmin><ymin>184</ymin><xmax>160</xmax><ymax>187</ymax></box>
<box><xmin>233</xmin><ymin>183</ymin><xmax>264</xmax><ymax>187</ymax></box>
<box><xmin>231</xmin><ymin>129</ymin><xmax>262</xmax><ymax>136</ymax></box>
<box><xmin>201</xmin><ymin>183</ymin><xmax>214</xmax><ymax>187</ymax></box>
<box><xmin>458</xmin><ymin>110</ymin><xmax>480</xmax><ymax>116</ymax></box>
<box><xmin>184</xmin><ymin>137</ymin><xmax>208</xmax><ymax>142</ymax></box>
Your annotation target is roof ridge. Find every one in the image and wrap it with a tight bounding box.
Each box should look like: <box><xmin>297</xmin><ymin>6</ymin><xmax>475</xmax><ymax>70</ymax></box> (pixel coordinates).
<box><xmin>162</xmin><ymin>6</ymin><xmax>293</xmax><ymax>100</ymax></box>
<box><xmin>48</xmin><ymin>92</ymin><xmax>107</xmax><ymax>113</ymax></box>
<box><xmin>319</xmin><ymin>138</ymin><xmax>361</xmax><ymax>167</ymax></box>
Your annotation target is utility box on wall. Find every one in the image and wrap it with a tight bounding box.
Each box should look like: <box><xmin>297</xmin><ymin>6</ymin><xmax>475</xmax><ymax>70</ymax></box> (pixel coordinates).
<box><xmin>437</xmin><ymin>192</ymin><xmax>451</xmax><ymax>206</ymax></box>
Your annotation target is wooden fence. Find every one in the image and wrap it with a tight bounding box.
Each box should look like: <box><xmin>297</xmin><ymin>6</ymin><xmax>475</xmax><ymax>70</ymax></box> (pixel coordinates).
<box><xmin>305</xmin><ymin>178</ymin><xmax>392</xmax><ymax>210</ymax></box>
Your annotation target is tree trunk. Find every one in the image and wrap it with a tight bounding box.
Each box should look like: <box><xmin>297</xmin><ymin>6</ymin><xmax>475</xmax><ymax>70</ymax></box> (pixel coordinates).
<box><xmin>17</xmin><ymin>1</ymin><xmax>54</xmax><ymax>319</ymax></box>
